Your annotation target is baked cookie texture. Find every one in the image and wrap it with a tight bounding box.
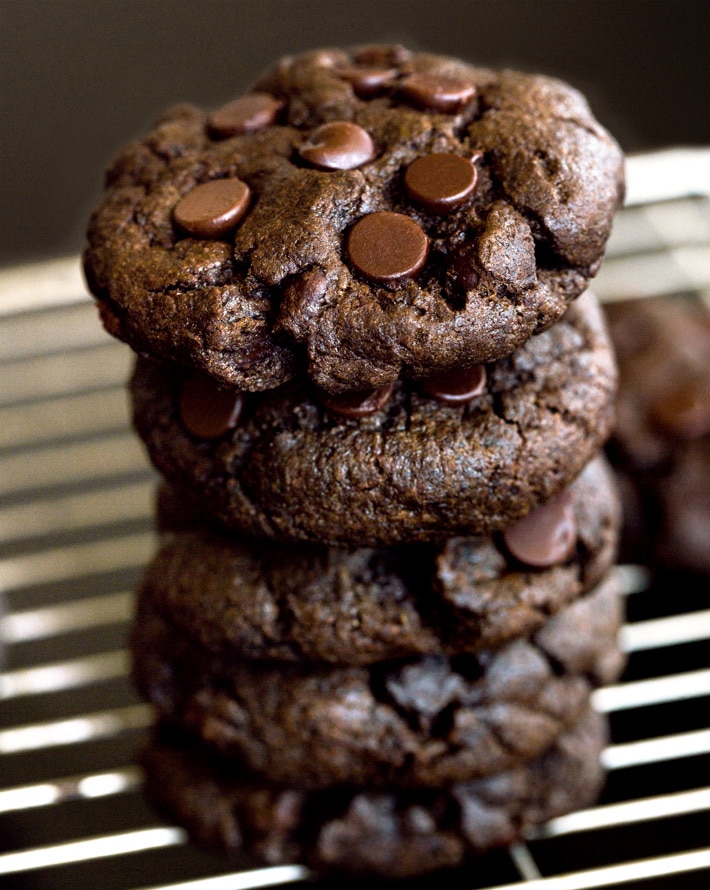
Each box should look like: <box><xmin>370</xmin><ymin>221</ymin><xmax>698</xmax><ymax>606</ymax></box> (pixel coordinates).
<box><xmin>130</xmin><ymin>289</ymin><xmax>617</xmax><ymax>545</ymax></box>
<box><xmin>606</xmin><ymin>297</ymin><xmax>710</xmax><ymax>574</ymax></box>
<box><xmin>141</xmin><ymin>455</ymin><xmax>619</xmax><ymax>664</ymax></box>
<box><xmin>84</xmin><ymin>45</ymin><xmax>624</xmax><ymax>394</ymax></box>
<box><xmin>132</xmin><ymin>573</ymin><xmax>623</xmax><ymax>789</ymax></box>
<box><xmin>82</xmin><ymin>43</ymin><xmax>627</xmax><ymax>876</ymax></box>
<box><xmin>140</xmin><ymin>706</ymin><xmax>607</xmax><ymax>878</ymax></box>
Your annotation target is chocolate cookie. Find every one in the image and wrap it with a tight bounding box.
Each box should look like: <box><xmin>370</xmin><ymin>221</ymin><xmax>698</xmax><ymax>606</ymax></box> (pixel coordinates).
<box><xmin>606</xmin><ymin>296</ymin><xmax>710</xmax><ymax>574</ymax></box>
<box><xmin>140</xmin><ymin>706</ymin><xmax>608</xmax><ymax>878</ymax></box>
<box><xmin>130</xmin><ymin>290</ymin><xmax>617</xmax><ymax>545</ymax></box>
<box><xmin>132</xmin><ymin>572</ymin><xmax>623</xmax><ymax>789</ymax></box>
<box><xmin>85</xmin><ymin>45</ymin><xmax>623</xmax><ymax>394</ymax></box>
<box><xmin>141</xmin><ymin>455</ymin><xmax>619</xmax><ymax>664</ymax></box>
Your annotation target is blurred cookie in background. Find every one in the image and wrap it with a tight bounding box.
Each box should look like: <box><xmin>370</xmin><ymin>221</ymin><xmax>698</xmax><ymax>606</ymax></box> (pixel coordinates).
<box><xmin>606</xmin><ymin>295</ymin><xmax>710</xmax><ymax>575</ymax></box>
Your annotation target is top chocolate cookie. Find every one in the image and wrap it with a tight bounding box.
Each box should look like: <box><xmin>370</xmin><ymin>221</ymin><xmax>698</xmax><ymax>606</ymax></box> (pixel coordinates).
<box><xmin>85</xmin><ymin>45</ymin><xmax>624</xmax><ymax>393</ymax></box>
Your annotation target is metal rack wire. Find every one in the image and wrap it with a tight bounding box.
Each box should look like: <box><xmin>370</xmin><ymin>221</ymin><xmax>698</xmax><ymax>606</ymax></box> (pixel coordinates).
<box><xmin>1</xmin><ymin>149</ymin><xmax>709</xmax><ymax>890</ymax></box>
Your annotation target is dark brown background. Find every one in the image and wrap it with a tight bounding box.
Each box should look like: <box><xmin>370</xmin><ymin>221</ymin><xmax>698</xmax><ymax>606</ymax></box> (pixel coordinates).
<box><xmin>2</xmin><ymin>0</ymin><xmax>708</xmax><ymax>266</ymax></box>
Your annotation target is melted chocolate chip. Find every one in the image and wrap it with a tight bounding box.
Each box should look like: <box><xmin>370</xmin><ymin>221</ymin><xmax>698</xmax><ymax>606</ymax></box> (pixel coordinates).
<box><xmin>179</xmin><ymin>373</ymin><xmax>244</xmax><ymax>439</ymax></box>
<box><xmin>650</xmin><ymin>381</ymin><xmax>710</xmax><ymax>440</ymax></box>
<box><xmin>299</xmin><ymin>121</ymin><xmax>376</xmax><ymax>170</ymax></box>
<box><xmin>421</xmin><ymin>365</ymin><xmax>487</xmax><ymax>404</ymax></box>
<box><xmin>404</xmin><ymin>153</ymin><xmax>478</xmax><ymax>214</ymax></box>
<box><xmin>317</xmin><ymin>383</ymin><xmax>395</xmax><ymax>418</ymax></box>
<box><xmin>280</xmin><ymin>269</ymin><xmax>329</xmax><ymax>329</ymax></box>
<box><xmin>503</xmin><ymin>492</ymin><xmax>577</xmax><ymax>568</ymax></box>
<box><xmin>173</xmin><ymin>179</ymin><xmax>251</xmax><ymax>239</ymax></box>
<box><xmin>399</xmin><ymin>73</ymin><xmax>476</xmax><ymax>113</ymax></box>
<box><xmin>449</xmin><ymin>249</ymin><xmax>481</xmax><ymax>290</ymax></box>
<box><xmin>335</xmin><ymin>65</ymin><xmax>399</xmax><ymax>98</ymax></box>
<box><xmin>208</xmin><ymin>93</ymin><xmax>282</xmax><ymax>137</ymax></box>
<box><xmin>347</xmin><ymin>212</ymin><xmax>429</xmax><ymax>283</ymax></box>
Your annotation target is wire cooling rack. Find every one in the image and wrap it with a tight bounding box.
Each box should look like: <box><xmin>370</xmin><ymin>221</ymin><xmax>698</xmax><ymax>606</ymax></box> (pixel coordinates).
<box><xmin>1</xmin><ymin>149</ymin><xmax>710</xmax><ymax>890</ymax></box>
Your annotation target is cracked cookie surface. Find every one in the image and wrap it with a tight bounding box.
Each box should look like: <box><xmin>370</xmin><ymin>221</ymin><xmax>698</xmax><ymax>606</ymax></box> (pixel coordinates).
<box><xmin>132</xmin><ymin>572</ymin><xmax>623</xmax><ymax>788</ymax></box>
<box><xmin>85</xmin><ymin>45</ymin><xmax>624</xmax><ymax>394</ymax></box>
<box><xmin>142</xmin><ymin>455</ymin><xmax>619</xmax><ymax>663</ymax></box>
<box><xmin>140</xmin><ymin>706</ymin><xmax>606</xmax><ymax>878</ymax></box>
<box><xmin>130</xmin><ymin>290</ymin><xmax>617</xmax><ymax>545</ymax></box>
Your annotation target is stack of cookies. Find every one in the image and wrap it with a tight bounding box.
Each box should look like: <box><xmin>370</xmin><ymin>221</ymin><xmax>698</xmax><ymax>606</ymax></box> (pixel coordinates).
<box><xmin>84</xmin><ymin>46</ymin><xmax>626</xmax><ymax>878</ymax></box>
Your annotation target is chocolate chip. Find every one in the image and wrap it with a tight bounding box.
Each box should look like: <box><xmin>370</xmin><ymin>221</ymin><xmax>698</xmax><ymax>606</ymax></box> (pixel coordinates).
<box><xmin>421</xmin><ymin>365</ymin><xmax>487</xmax><ymax>404</ymax></box>
<box><xmin>399</xmin><ymin>73</ymin><xmax>476</xmax><ymax>112</ymax></box>
<box><xmin>279</xmin><ymin>269</ymin><xmax>329</xmax><ymax>337</ymax></box>
<box><xmin>208</xmin><ymin>93</ymin><xmax>282</xmax><ymax>138</ymax></box>
<box><xmin>173</xmin><ymin>179</ymin><xmax>251</xmax><ymax>239</ymax></box>
<box><xmin>299</xmin><ymin>121</ymin><xmax>376</xmax><ymax>170</ymax></box>
<box><xmin>347</xmin><ymin>212</ymin><xmax>429</xmax><ymax>283</ymax></box>
<box><xmin>353</xmin><ymin>45</ymin><xmax>410</xmax><ymax>66</ymax></box>
<box><xmin>650</xmin><ymin>381</ymin><xmax>710</xmax><ymax>440</ymax></box>
<box><xmin>503</xmin><ymin>492</ymin><xmax>577</xmax><ymax>568</ymax></box>
<box><xmin>179</xmin><ymin>373</ymin><xmax>244</xmax><ymax>439</ymax></box>
<box><xmin>449</xmin><ymin>249</ymin><xmax>480</xmax><ymax>290</ymax></box>
<box><xmin>335</xmin><ymin>66</ymin><xmax>399</xmax><ymax>98</ymax></box>
<box><xmin>404</xmin><ymin>153</ymin><xmax>478</xmax><ymax>214</ymax></box>
<box><xmin>317</xmin><ymin>383</ymin><xmax>394</xmax><ymax>418</ymax></box>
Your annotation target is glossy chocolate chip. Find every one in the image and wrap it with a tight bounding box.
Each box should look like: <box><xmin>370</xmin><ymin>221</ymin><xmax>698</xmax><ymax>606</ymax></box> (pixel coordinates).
<box><xmin>179</xmin><ymin>373</ymin><xmax>244</xmax><ymax>439</ymax></box>
<box><xmin>421</xmin><ymin>365</ymin><xmax>487</xmax><ymax>404</ymax></box>
<box><xmin>404</xmin><ymin>153</ymin><xmax>478</xmax><ymax>214</ymax></box>
<box><xmin>353</xmin><ymin>45</ymin><xmax>410</xmax><ymax>66</ymax></box>
<box><xmin>503</xmin><ymin>492</ymin><xmax>577</xmax><ymax>568</ymax></box>
<box><xmin>208</xmin><ymin>93</ymin><xmax>282</xmax><ymax>137</ymax></box>
<box><xmin>399</xmin><ymin>73</ymin><xmax>476</xmax><ymax>112</ymax></box>
<box><xmin>317</xmin><ymin>383</ymin><xmax>395</xmax><ymax>418</ymax></box>
<box><xmin>299</xmin><ymin>121</ymin><xmax>376</xmax><ymax>171</ymax></box>
<box><xmin>173</xmin><ymin>179</ymin><xmax>251</xmax><ymax>239</ymax></box>
<box><xmin>650</xmin><ymin>381</ymin><xmax>710</xmax><ymax>440</ymax></box>
<box><xmin>347</xmin><ymin>212</ymin><xmax>429</xmax><ymax>283</ymax></box>
<box><xmin>335</xmin><ymin>65</ymin><xmax>399</xmax><ymax>98</ymax></box>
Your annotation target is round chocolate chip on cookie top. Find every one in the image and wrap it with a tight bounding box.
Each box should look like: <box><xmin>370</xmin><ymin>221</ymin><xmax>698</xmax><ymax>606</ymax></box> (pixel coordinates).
<box><xmin>334</xmin><ymin>64</ymin><xmax>399</xmax><ymax>98</ymax></box>
<box><xmin>404</xmin><ymin>153</ymin><xmax>479</xmax><ymax>214</ymax></box>
<box><xmin>173</xmin><ymin>179</ymin><xmax>251</xmax><ymax>239</ymax></box>
<box><xmin>298</xmin><ymin>121</ymin><xmax>376</xmax><ymax>170</ymax></box>
<box><xmin>398</xmin><ymin>72</ymin><xmax>477</xmax><ymax>112</ymax></box>
<box><xmin>85</xmin><ymin>46</ymin><xmax>624</xmax><ymax>393</ymax></box>
<box><xmin>208</xmin><ymin>92</ymin><xmax>283</xmax><ymax>136</ymax></box>
<box><xmin>347</xmin><ymin>212</ymin><xmax>429</xmax><ymax>283</ymax></box>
